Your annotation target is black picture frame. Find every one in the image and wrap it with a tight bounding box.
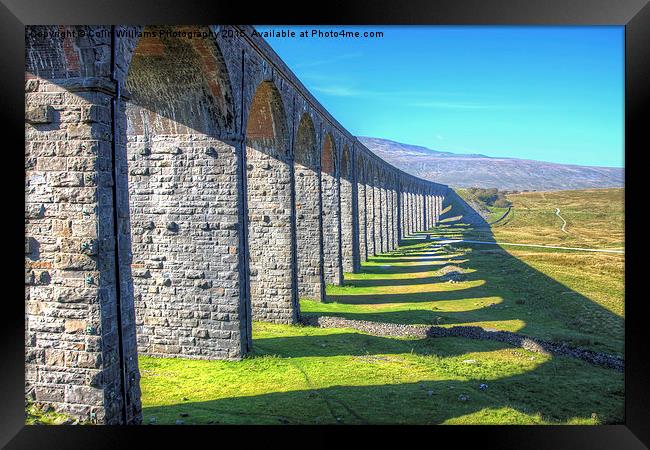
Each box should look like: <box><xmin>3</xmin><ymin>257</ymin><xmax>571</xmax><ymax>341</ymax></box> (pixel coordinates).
<box><xmin>2</xmin><ymin>0</ymin><xmax>647</xmax><ymax>448</ymax></box>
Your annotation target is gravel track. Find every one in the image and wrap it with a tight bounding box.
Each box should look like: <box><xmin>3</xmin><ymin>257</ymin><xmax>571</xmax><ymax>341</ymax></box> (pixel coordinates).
<box><xmin>300</xmin><ymin>315</ymin><xmax>624</xmax><ymax>372</ymax></box>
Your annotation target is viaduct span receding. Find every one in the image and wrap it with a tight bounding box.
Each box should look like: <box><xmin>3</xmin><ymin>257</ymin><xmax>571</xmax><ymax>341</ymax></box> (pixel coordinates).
<box><xmin>24</xmin><ymin>25</ymin><xmax>448</xmax><ymax>424</ymax></box>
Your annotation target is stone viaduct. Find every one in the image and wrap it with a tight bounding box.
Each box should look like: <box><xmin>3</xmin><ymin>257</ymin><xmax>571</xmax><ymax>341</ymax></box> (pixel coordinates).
<box><xmin>24</xmin><ymin>25</ymin><xmax>448</xmax><ymax>424</ymax></box>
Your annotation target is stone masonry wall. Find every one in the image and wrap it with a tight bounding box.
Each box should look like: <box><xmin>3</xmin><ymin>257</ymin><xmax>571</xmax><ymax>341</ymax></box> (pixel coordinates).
<box><xmin>294</xmin><ymin>116</ymin><xmax>323</xmax><ymax>301</ymax></box>
<box><xmin>405</xmin><ymin>191</ymin><xmax>411</xmax><ymax>236</ymax></box>
<box><xmin>400</xmin><ymin>191</ymin><xmax>406</xmax><ymax>237</ymax></box>
<box><xmin>25</xmin><ymin>24</ymin><xmax>143</xmax><ymax>425</ymax></box>
<box><xmin>406</xmin><ymin>192</ymin><xmax>413</xmax><ymax>236</ymax></box>
<box><xmin>433</xmin><ymin>193</ymin><xmax>439</xmax><ymax>227</ymax></box>
<box><xmin>357</xmin><ymin>168</ymin><xmax>367</xmax><ymax>262</ymax></box>
<box><xmin>373</xmin><ymin>185</ymin><xmax>380</xmax><ymax>253</ymax></box>
<box><xmin>340</xmin><ymin>148</ymin><xmax>354</xmax><ymax>273</ymax></box>
<box><xmin>393</xmin><ymin>189</ymin><xmax>400</xmax><ymax>247</ymax></box>
<box><xmin>386</xmin><ymin>186</ymin><xmax>392</xmax><ymax>248</ymax></box>
<box><xmin>399</xmin><ymin>191</ymin><xmax>407</xmax><ymax>239</ymax></box>
<box><xmin>388</xmin><ymin>189</ymin><xmax>397</xmax><ymax>250</ymax></box>
<box><xmin>379</xmin><ymin>187</ymin><xmax>387</xmax><ymax>253</ymax></box>
<box><xmin>366</xmin><ymin>179</ymin><xmax>376</xmax><ymax>256</ymax></box>
<box><xmin>384</xmin><ymin>187</ymin><xmax>389</xmax><ymax>252</ymax></box>
<box><xmin>422</xmin><ymin>193</ymin><xmax>426</xmax><ymax>231</ymax></box>
<box><xmin>412</xmin><ymin>192</ymin><xmax>417</xmax><ymax>234</ymax></box>
<box><xmin>385</xmin><ymin>186</ymin><xmax>392</xmax><ymax>251</ymax></box>
<box><xmin>321</xmin><ymin>135</ymin><xmax>342</xmax><ymax>285</ymax></box>
<box><xmin>25</xmin><ymin>77</ymin><xmax>137</xmax><ymax>424</ymax></box>
<box><xmin>417</xmin><ymin>192</ymin><xmax>423</xmax><ymax>232</ymax></box>
<box><xmin>431</xmin><ymin>194</ymin><xmax>436</xmax><ymax>227</ymax></box>
<box><xmin>373</xmin><ymin>182</ymin><xmax>381</xmax><ymax>255</ymax></box>
<box><xmin>127</xmin><ymin>136</ymin><xmax>242</xmax><ymax>359</ymax></box>
<box><xmin>416</xmin><ymin>192</ymin><xmax>422</xmax><ymax>231</ymax></box>
<box><xmin>245</xmin><ymin>144</ymin><xmax>295</xmax><ymax>322</ymax></box>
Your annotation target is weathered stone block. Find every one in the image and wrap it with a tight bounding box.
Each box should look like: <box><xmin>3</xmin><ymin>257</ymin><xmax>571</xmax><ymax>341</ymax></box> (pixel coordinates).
<box><xmin>25</xmin><ymin>78</ymin><xmax>39</xmax><ymax>92</ymax></box>
<box><xmin>133</xmin><ymin>269</ymin><xmax>151</xmax><ymax>278</ymax></box>
<box><xmin>64</xmin><ymin>319</ymin><xmax>87</xmax><ymax>334</ymax></box>
<box><xmin>185</xmin><ymin>270</ymin><xmax>204</xmax><ymax>279</ymax></box>
<box><xmin>55</xmin><ymin>287</ymin><xmax>95</xmax><ymax>304</ymax></box>
<box><xmin>50</xmin><ymin>172</ymin><xmax>85</xmax><ymax>187</ymax></box>
<box><xmin>55</xmin><ymin>254</ymin><xmax>95</xmax><ymax>271</ymax></box>
<box><xmin>65</xmin><ymin>385</ymin><xmax>103</xmax><ymax>405</ymax></box>
<box><xmin>194</xmin><ymin>280</ymin><xmax>212</xmax><ymax>289</ymax></box>
<box><xmin>35</xmin><ymin>385</ymin><xmax>65</xmax><ymax>403</ymax></box>
<box><xmin>26</xmin><ymin>105</ymin><xmax>53</xmax><ymax>124</ymax></box>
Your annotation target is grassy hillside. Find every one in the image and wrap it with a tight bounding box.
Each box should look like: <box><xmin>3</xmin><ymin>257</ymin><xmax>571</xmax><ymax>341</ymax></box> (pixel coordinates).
<box><xmin>444</xmin><ymin>188</ymin><xmax>624</xmax><ymax>321</ymax></box>
<box><xmin>453</xmin><ymin>187</ymin><xmax>511</xmax><ymax>224</ymax></box>
<box><xmin>136</xmin><ymin>187</ymin><xmax>624</xmax><ymax>425</ymax></box>
<box><xmin>456</xmin><ymin>188</ymin><xmax>625</xmax><ymax>249</ymax></box>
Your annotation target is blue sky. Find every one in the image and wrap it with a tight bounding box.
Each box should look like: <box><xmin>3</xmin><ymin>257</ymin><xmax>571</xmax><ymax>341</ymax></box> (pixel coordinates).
<box><xmin>260</xmin><ymin>26</ymin><xmax>624</xmax><ymax>168</ymax></box>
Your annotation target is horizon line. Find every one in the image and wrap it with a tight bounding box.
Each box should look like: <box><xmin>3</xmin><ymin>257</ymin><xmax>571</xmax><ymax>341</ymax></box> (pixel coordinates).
<box><xmin>357</xmin><ymin>135</ymin><xmax>624</xmax><ymax>170</ymax></box>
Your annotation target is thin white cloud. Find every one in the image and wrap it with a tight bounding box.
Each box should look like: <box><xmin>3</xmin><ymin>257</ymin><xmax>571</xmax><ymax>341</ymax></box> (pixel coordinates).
<box><xmin>409</xmin><ymin>101</ymin><xmax>534</xmax><ymax>110</ymax></box>
<box><xmin>305</xmin><ymin>79</ymin><xmax>534</xmax><ymax>111</ymax></box>
<box><xmin>293</xmin><ymin>52</ymin><xmax>363</xmax><ymax>68</ymax></box>
<box><xmin>310</xmin><ymin>84</ymin><xmax>470</xmax><ymax>99</ymax></box>
<box><xmin>312</xmin><ymin>85</ymin><xmax>365</xmax><ymax>97</ymax></box>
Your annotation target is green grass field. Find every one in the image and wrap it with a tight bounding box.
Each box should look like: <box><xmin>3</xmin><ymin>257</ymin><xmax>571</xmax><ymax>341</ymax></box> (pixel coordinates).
<box><xmin>27</xmin><ymin>188</ymin><xmax>624</xmax><ymax>425</ymax></box>
<box><xmin>134</xmin><ymin>187</ymin><xmax>624</xmax><ymax>425</ymax></box>
<box><xmin>455</xmin><ymin>187</ymin><xmax>625</xmax><ymax>249</ymax></box>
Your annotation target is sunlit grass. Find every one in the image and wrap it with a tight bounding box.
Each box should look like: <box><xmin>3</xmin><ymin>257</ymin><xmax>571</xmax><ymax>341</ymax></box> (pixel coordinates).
<box><xmin>457</xmin><ymin>188</ymin><xmax>625</xmax><ymax>249</ymax></box>
<box><xmin>25</xmin><ymin>402</ymin><xmax>82</xmax><ymax>425</ymax></box>
<box><xmin>135</xmin><ymin>187</ymin><xmax>624</xmax><ymax>425</ymax></box>
<box><xmin>309</xmin><ymin>239</ymin><xmax>623</xmax><ymax>355</ymax></box>
<box><xmin>139</xmin><ymin>322</ymin><xmax>622</xmax><ymax>425</ymax></box>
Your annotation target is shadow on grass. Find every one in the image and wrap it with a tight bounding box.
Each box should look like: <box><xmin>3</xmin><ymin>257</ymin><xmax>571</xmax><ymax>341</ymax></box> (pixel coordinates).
<box><xmin>370</xmin><ymin>256</ymin><xmax>463</xmax><ymax>263</ymax></box>
<box><xmin>142</xmin><ymin>375</ymin><xmax>622</xmax><ymax>425</ymax></box>
<box><xmin>320</xmin><ymin>194</ymin><xmax>624</xmax><ymax>356</ymax></box>
<box><xmin>344</xmin><ymin>274</ymin><xmax>469</xmax><ymax>288</ymax></box>
<box><xmin>142</xmin><ymin>330</ymin><xmax>624</xmax><ymax>424</ymax></box>
<box><xmin>140</xmin><ymin>190</ymin><xmax>625</xmax><ymax>425</ymax></box>
<box><xmin>301</xmin><ymin>307</ymin><xmax>515</xmax><ymax>327</ymax></box>
<box><xmin>324</xmin><ymin>283</ymin><xmax>490</xmax><ymax>305</ymax></box>
<box><xmin>360</xmin><ymin>259</ymin><xmax>470</xmax><ymax>275</ymax></box>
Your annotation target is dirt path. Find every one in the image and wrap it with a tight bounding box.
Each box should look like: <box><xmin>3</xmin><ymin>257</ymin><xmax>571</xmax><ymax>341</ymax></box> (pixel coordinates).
<box><xmin>555</xmin><ymin>208</ymin><xmax>568</xmax><ymax>234</ymax></box>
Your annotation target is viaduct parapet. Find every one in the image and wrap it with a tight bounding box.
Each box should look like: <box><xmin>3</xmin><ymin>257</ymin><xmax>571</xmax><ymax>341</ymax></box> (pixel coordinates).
<box><xmin>24</xmin><ymin>25</ymin><xmax>448</xmax><ymax>424</ymax></box>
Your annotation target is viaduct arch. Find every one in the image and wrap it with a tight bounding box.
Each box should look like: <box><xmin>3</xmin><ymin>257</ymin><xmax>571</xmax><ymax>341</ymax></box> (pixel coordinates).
<box><xmin>24</xmin><ymin>25</ymin><xmax>448</xmax><ymax>424</ymax></box>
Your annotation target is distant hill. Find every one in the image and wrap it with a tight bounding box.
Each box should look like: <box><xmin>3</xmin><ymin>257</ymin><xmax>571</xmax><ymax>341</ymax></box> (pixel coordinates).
<box><xmin>358</xmin><ymin>136</ymin><xmax>624</xmax><ymax>191</ymax></box>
